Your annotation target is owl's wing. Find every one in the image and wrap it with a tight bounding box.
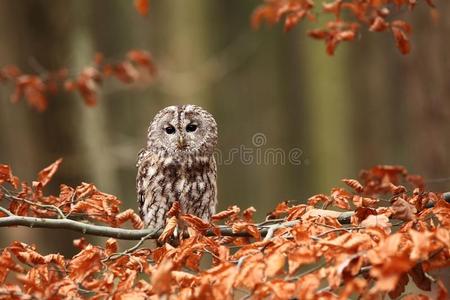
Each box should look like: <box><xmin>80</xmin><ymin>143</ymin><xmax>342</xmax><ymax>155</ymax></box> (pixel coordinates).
<box><xmin>136</xmin><ymin>149</ymin><xmax>158</xmax><ymax>219</ymax></box>
<box><xmin>136</xmin><ymin>148</ymin><xmax>148</xmax><ymax>168</ymax></box>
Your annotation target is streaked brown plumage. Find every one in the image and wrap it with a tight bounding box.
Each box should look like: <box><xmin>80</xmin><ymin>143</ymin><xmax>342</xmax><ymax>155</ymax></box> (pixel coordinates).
<box><xmin>136</xmin><ymin>104</ymin><xmax>218</xmax><ymax>230</ymax></box>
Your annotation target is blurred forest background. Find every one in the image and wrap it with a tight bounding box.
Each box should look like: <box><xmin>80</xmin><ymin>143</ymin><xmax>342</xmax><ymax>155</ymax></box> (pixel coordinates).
<box><xmin>0</xmin><ymin>0</ymin><xmax>449</xmax><ymax>255</ymax></box>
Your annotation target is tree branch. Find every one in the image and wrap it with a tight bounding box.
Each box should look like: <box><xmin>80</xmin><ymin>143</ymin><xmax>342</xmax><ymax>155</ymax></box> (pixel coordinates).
<box><xmin>0</xmin><ymin>210</ymin><xmax>354</xmax><ymax>240</ymax></box>
<box><xmin>0</xmin><ymin>194</ymin><xmax>448</xmax><ymax>241</ymax></box>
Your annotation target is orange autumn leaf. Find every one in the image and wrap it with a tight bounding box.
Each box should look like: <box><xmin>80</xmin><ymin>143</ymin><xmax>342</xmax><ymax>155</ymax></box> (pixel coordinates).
<box><xmin>342</xmin><ymin>178</ymin><xmax>364</xmax><ymax>193</ymax></box>
<box><xmin>180</xmin><ymin>214</ymin><xmax>211</xmax><ymax>233</ymax></box>
<box><xmin>151</xmin><ymin>258</ymin><xmax>173</xmax><ymax>295</ymax></box>
<box><xmin>167</xmin><ymin>201</ymin><xmax>181</xmax><ymax>218</ymax></box>
<box><xmin>0</xmin><ymin>164</ymin><xmax>19</xmax><ymax>188</ymax></box>
<box><xmin>352</xmin><ymin>195</ymin><xmax>379</xmax><ymax>208</ymax></box>
<box><xmin>9</xmin><ymin>242</ymin><xmax>46</xmax><ymax>266</ymax></box>
<box><xmin>287</xmin><ymin>246</ymin><xmax>316</xmax><ymax>274</ymax></box>
<box><xmin>11</xmin><ymin>75</ymin><xmax>48</xmax><ymax>112</ymax></box>
<box><xmin>360</xmin><ymin>214</ymin><xmax>391</xmax><ymax>234</ymax></box>
<box><xmin>38</xmin><ymin>158</ymin><xmax>63</xmax><ymax>187</ymax></box>
<box><xmin>307</xmin><ymin>194</ymin><xmax>330</xmax><ymax>206</ymax></box>
<box><xmin>68</xmin><ymin>244</ymin><xmax>103</xmax><ymax>283</ymax></box>
<box><xmin>158</xmin><ymin>216</ymin><xmax>178</xmax><ymax>244</ymax></box>
<box><xmin>211</xmin><ymin>205</ymin><xmax>240</xmax><ymax>222</ymax></box>
<box><xmin>391</xmin><ymin>26</ymin><xmax>411</xmax><ymax>55</ymax></box>
<box><xmin>409</xmin><ymin>263</ymin><xmax>431</xmax><ymax>292</ymax></box>
<box><xmin>232</xmin><ymin>222</ymin><xmax>261</xmax><ymax>240</ymax></box>
<box><xmin>105</xmin><ymin>238</ymin><xmax>118</xmax><ymax>257</ymax></box>
<box><xmin>369</xmin><ymin>16</ymin><xmax>389</xmax><ymax>32</ymax></box>
<box><xmin>171</xmin><ymin>271</ymin><xmax>197</xmax><ymax>287</ymax></box>
<box><xmin>134</xmin><ymin>0</ymin><xmax>149</xmax><ymax>16</ymax></box>
<box><xmin>391</xmin><ymin>197</ymin><xmax>417</xmax><ymax>221</ymax></box>
<box><xmin>115</xmin><ymin>209</ymin><xmax>144</xmax><ymax>229</ymax></box>
<box><xmin>331</xmin><ymin>187</ymin><xmax>351</xmax><ymax>209</ymax></box>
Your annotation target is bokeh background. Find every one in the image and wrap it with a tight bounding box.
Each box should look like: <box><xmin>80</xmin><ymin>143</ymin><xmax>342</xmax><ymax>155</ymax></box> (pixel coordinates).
<box><xmin>0</xmin><ymin>0</ymin><xmax>449</xmax><ymax>254</ymax></box>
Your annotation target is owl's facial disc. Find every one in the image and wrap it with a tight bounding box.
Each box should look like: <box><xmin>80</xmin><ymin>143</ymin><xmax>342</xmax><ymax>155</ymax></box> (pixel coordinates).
<box><xmin>148</xmin><ymin>104</ymin><xmax>217</xmax><ymax>156</ymax></box>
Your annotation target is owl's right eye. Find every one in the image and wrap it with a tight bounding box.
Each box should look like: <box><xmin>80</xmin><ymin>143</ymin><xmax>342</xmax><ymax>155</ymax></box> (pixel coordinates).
<box><xmin>165</xmin><ymin>126</ymin><xmax>176</xmax><ymax>134</ymax></box>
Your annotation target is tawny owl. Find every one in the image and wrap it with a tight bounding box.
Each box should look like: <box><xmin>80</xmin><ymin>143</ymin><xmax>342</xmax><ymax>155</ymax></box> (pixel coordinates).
<box><xmin>136</xmin><ymin>104</ymin><xmax>218</xmax><ymax>230</ymax></box>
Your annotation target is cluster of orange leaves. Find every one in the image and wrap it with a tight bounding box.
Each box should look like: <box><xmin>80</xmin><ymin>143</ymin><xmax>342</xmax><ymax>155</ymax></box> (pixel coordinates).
<box><xmin>0</xmin><ymin>50</ymin><xmax>156</xmax><ymax>112</ymax></box>
<box><xmin>0</xmin><ymin>162</ymin><xmax>449</xmax><ymax>299</ymax></box>
<box><xmin>251</xmin><ymin>0</ymin><xmax>437</xmax><ymax>55</ymax></box>
<box><xmin>0</xmin><ymin>159</ymin><xmax>143</xmax><ymax>229</ymax></box>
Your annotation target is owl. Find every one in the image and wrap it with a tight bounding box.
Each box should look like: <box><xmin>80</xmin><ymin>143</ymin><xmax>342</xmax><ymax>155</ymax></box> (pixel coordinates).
<box><xmin>136</xmin><ymin>104</ymin><xmax>218</xmax><ymax>230</ymax></box>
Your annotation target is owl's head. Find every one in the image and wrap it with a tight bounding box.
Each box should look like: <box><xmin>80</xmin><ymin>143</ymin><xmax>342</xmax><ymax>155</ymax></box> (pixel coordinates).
<box><xmin>147</xmin><ymin>104</ymin><xmax>218</xmax><ymax>156</ymax></box>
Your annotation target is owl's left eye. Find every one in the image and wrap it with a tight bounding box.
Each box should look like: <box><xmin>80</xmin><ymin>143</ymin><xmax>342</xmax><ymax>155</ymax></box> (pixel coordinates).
<box><xmin>165</xmin><ymin>126</ymin><xmax>176</xmax><ymax>134</ymax></box>
<box><xmin>186</xmin><ymin>124</ymin><xmax>197</xmax><ymax>132</ymax></box>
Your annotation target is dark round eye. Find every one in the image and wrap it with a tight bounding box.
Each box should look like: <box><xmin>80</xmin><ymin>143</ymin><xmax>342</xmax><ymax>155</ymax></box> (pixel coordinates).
<box><xmin>186</xmin><ymin>124</ymin><xmax>197</xmax><ymax>132</ymax></box>
<box><xmin>165</xmin><ymin>126</ymin><xmax>176</xmax><ymax>134</ymax></box>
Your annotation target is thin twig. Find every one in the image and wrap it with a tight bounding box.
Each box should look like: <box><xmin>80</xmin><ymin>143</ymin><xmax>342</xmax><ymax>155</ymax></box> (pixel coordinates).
<box><xmin>1</xmin><ymin>187</ymin><xmax>66</xmax><ymax>219</ymax></box>
<box><xmin>315</xmin><ymin>226</ymin><xmax>366</xmax><ymax>238</ymax></box>
<box><xmin>104</xmin><ymin>229</ymin><xmax>160</xmax><ymax>261</ymax></box>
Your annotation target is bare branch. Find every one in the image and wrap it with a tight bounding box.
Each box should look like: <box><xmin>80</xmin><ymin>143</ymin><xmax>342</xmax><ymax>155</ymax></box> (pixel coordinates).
<box><xmin>0</xmin><ymin>210</ymin><xmax>354</xmax><ymax>240</ymax></box>
<box><xmin>0</xmin><ymin>195</ymin><xmax>448</xmax><ymax>241</ymax></box>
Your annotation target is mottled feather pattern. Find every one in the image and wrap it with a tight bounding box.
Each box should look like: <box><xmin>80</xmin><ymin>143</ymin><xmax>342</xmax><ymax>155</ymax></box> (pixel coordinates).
<box><xmin>136</xmin><ymin>105</ymin><xmax>218</xmax><ymax>230</ymax></box>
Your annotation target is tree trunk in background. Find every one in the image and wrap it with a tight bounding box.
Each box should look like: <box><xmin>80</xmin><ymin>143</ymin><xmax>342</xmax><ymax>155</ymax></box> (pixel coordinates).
<box><xmin>278</xmin><ymin>31</ymin><xmax>310</xmax><ymax>203</ymax></box>
<box><xmin>302</xmin><ymin>41</ymin><xmax>354</xmax><ymax>193</ymax></box>
<box><xmin>157</xmin><ymin>0</ymin><xmax>213</xmax><ymax>105</ymax></box>
<box><xmin>403</xmin><ymin>4</ymin><xmax>450</xmax><ymax>192</ymax></box>
<box><xmin>0</xmin><ymin>1</ymin><xmax>83</xmax><ymax>254</ymax></box>
<box><xmin>350</xmin><ymin>32</ymin><xmax>404</xmax><ymax>169</ymax></box>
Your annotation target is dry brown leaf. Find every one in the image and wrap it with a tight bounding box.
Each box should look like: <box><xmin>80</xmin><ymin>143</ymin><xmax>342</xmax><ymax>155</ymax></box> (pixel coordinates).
<box><xmin>166</xmin><ymin>201</ymin><xmax>180</xmax><ymax>218</ymax></box>
<box><xmin>0</xmin><ymin>164</ymin><xmax>20</xmax><ymax>188</ymax></box>
<box><xmin>307</xmin><ymin>194</ymin><xmax>331</xmax><ymax>207</ymax></box>
<box><xmin>171</xmin><ymin>270</ymin><xmax>197</xmax><ymax>287</ymax></box>
<box><xmin>409</xmin><ymin>229</ymin><xmax>433</xmax><ymax>261</ymax></box>
<box><xmin>151</xmin><ymin>258</ymin><xmax>173</xmax><ymax>295</ymax></box>
<box><xmin>158</xmin><ymin>216</ymin><xmax>178</xmax><ymax>244</ymax></box>
<box><xmin>331</xmin><ymin>188</ymin><xmax>352</xmax><ymax>209</ymax></box>
<box><xmin>211</xmin><ymin>205</ymin><xmax>240</xmax><ymax>222</ymax></box>
<box><xmin>286</xmin><ymin>204</ymin><xmax>308</xmax><ymax>220</ymax></box>
<box><xmin>370</xmin><ymin>255</ymin><xmax>413</xmax><ymax>292</ymax></box>
<box><xmin>352</xmin><ymin>195</ymin><xmax>379</xmax><ymax>208</ymax></box>
<box><xmin>115</xmin><ymin>209</ymin><xmax>144</xmax><ymax>229</ymax></box>
<box><xmin>388</xmin><ymin>273</ymin><xmax>409</xmax><ymax>299</ymax></box>
<box><xmin>231</xmin><ymin>222</ymin><xmax>261</xmax><ymax>240</ymax></box>
<box><xmin>242</xmin><ymin>206</ymin><xmax>256</xmax><ymax>222</ymax></box>
<box><xmin>360</xmin><ymin>215</ymin><xmax>392</xmax><ymax>234</ymax></box>
<box><xmin>38</xmin><ymin>158</ymin><xmax>62</xmax><ymax>187</ymax></box>
<box><xmin>287</xmin><ymin>246</ymin><xmax>316</xmax><ymax>275</ymax></box>
<box><xmin>342</xmin><ymin>178</ymin><xmax>364</xmax><ymax>193</ymax></box>
<box><xmin>265</xmin><ymin>248</ymin><xmax>287</xmax><ymax>277</ymax></box>
<box><xmin>409</xmin><ymin>263</ymin><xmax>431</xmax><ymax>291</ymax></box>
<box><xmin>105</xmin><ymin>238</ymin><xmax>118</xmax><ymax>257</ymax></box>
<box><xmin>235</xmin><ymin>253</ymin><xmax>265</xmax><ymax>289</ymax></box>
<box><xmin>391</xmin><ymin>197</ymin><xmax>417</xmax><ymax>221</ymax></box>
<box><xmin>339</xmin><ymin>277</ymin><xmax>367</xmax><ymax>300</ymax></box>
<box><xmin>68</xmin><ymin>244</ymin><xmax>103</xmax><ymax>283</ymax></box>
<box><xmin>181</xmin><ymin>214</ymin><xmax>211</xmax><ymax>233</ymax></box>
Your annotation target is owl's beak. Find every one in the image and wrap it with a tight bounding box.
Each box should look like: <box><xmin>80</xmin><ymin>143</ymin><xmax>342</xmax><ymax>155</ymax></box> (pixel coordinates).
<box><xmin>177</xmin><ymin>136</ymin><xmax>186</xmax><ymax>149</ymax></box>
